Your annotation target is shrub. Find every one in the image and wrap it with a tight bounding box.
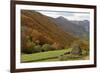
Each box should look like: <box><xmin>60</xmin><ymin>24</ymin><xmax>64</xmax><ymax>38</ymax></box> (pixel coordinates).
<box><xmin>21</xmin><ymin>41</ymin><xmax>36</xmax><ymax>54</ymax></box>
<box><xmin>42</xmin><ymin>44</ymin><xmax>55</xmax><ymax>52</ymax></box>
<box><xmin>33</xmin><ymin>45</ymin><xmax>42</xmax><ymax>53</ymax></box>
<box><xmin>72</xmin><ymin>39</ymin><xmax>89</xmax><ymax>50</ymax></box>
<box><xmin>71</xmin><ymin>44</ymin><xmax>82</xmax><ymax>55</ymax></box>
<box><xmin>22</xmin><ymin>47</ymin><xmax>33</xmax><ymax>54</ymax></box>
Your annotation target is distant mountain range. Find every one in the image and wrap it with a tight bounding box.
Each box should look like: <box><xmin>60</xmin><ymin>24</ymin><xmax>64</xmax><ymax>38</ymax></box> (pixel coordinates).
<box><xmin>21</xmin><ymin>10</ymin><xmax>89</xmax><ymax>49</ymax></box>
<box><xmin>71</xmin><ymin>20</ymin><xmax>89</xmax><ymax>33</ymax></box>
<box><xmin>49</xmin><ymin>16</ymin><xmax>89</xmax><ymax>38</ymax></box>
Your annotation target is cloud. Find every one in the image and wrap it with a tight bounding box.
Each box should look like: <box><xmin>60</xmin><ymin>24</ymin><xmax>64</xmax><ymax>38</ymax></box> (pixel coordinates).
<box><xmin>36</xmin><ymin>10</ymin><xmax>90</xmax><ymax>21</ymax></box>
<box><xmin>37</xmin><ymin>11</ymin><xmax>60</xmax><ymax>18</ymax></box>
<box><xmin>64</xmin><ymin>13</ymin><xmax>90</xmax><ymax>21</ymax></box>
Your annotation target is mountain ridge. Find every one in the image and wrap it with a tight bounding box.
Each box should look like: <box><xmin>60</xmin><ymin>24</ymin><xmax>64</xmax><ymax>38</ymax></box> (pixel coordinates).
<box><xmin>21</xmin><ymin>10</ymin><xmax>78</xmax><ymax>49</ymax></box>
<box><xmin>49</xmin><ymin>16</ymin><xmax>89</xmax><ymax>38</ymax></box>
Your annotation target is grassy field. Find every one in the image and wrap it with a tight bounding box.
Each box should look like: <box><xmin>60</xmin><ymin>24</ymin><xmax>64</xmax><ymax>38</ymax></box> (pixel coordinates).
<box><xmin>21</xmin><ymin>48</ymin><xmax>89</xmax><ymax>63</ymax></box>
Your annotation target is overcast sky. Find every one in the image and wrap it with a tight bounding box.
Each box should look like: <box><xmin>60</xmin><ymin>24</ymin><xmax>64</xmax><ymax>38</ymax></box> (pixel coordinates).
<box><xmin>37</xmin><ymin>10</ymin><xmax>90</xmax><ymax>21</ymax></box>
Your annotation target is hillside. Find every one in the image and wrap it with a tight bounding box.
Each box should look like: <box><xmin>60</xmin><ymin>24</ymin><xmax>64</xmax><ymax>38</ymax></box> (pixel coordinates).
<box><xmin>71</xmin><ymin>20</ymin><xmax>89</xmax><ymax>33</ymax></box>
<box><xmin>49</xmin><ymin>16</ymin><xmax>89</xmax><ymax>38</ymax></box>
<box><xmin>21</xmin><ymin>10</ymin><xmax>78</xmax><ymax>49</ymax></box>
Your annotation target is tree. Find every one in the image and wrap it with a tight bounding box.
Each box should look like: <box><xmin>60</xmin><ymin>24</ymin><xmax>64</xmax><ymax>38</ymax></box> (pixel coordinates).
<box><xmin>21</xmin><ymin>40</ymin><xmax>36</xmax><ymax>54</ymax></box>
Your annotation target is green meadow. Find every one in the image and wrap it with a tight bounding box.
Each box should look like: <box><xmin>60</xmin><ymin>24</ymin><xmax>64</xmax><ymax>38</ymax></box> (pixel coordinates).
<box><xmin>21</xmin><ymin>48</ymin><xmax>88</xmax><ymax>63</ymax></box>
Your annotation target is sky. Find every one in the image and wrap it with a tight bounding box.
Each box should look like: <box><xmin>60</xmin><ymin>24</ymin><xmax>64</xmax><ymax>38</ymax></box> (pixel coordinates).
<box><xmin>37</xmin><ymin>10</ymin><xmax>90</xmax><ymax>21</ymax></box>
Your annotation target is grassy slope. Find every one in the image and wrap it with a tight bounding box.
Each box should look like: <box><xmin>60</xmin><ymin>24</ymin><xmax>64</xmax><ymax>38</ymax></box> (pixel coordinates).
<box><xmin>21</xmin><ymin>49</ymin><xmax>71</xmax><ymax>62</ymax></box>
<box><xmin>21</xmin><ymin>48</ymin><xmax>89</xmax><ymax>63</ymax></box>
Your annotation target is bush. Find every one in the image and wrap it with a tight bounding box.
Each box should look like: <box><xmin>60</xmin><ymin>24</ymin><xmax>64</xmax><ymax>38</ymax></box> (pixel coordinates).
<box><xmin>22</xmin><ymin>47</ymin><xmax>33</xmax><ymax>54</ymax></box>
<box><xmin>42</xmin><ymin>44</ymin><xmax>55</xmax><ymax>52</ymax></box>
<box><xmin>71</xmin><ymin>44</ymin><xmax>82</xmax><ymax>55</ymax></box>
<box><xmin>33</xmin><ymin>45</ymin><xmax>42</xmax><ymax>53</ymax></box>
<box><xmin>22</xmin><ymin>43</ymin><xmax>56</xmax><ymax>54</ymax></box>
<box><xmin>22</xmin><ymin>44</ymin><xmax>42</xmax><ymax>54</ymax></box>
<box><xmin>21</xmin><ymin>41</ymin><xmax>36</xmax><ymax>54</ymax></box>
<box><xmin>72</xmin><ymin>39</ymin><xmax>89</xmax><ymax>50</ymax></box>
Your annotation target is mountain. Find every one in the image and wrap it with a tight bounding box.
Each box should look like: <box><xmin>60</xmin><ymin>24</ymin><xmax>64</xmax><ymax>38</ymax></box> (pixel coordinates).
<box><xmin>71</xmin><ymin>20</ymin><xmax>89</xmax><ymax>33</ymax></box>
<box><xmin>49</xmin><ymin>16</ymin><xmax>89</xmax><ymax>38</ymax></box>
<box><xmin>21</xmin><ymin>10</ymin><xmax>78</xmax><ymax>49</ymax></box>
